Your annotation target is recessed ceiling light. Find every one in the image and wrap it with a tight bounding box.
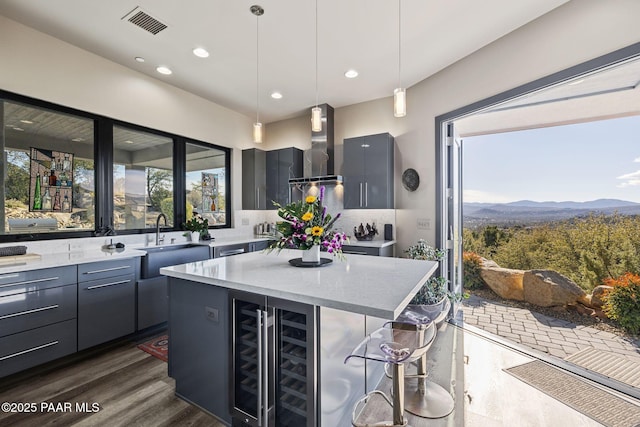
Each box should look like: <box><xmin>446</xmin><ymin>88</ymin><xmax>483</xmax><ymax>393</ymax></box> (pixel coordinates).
<box><xmin>71</xmin><ymin>137</ymin><xmax>85</xmax><ymax>142</ymax></box>
<box><xmin>13</xmin><ymin>127</ymin><xmax>24</xmax><ymax>131</ymax></box>
<box><xmin>193</xmin><ymin>47</ymin><xmax>210</xmax><ymax>58</ymax></box>
<box><xmin>135</xmin><ymin>56</ymin><xmax>145</xmax><ymax>63</ymax></box>
<box><xmin>345</xmin><ymin>69</ymin><xmax>359</xmax><ymax>79</ymax></box>
<box><xmin>125</xmin><ymin>140</ymin><xmax>134</xmax><ymax>144</ymax></box>
<box><xmin>156</xmin><ymin>66</ymin><xmax>172</xmax><ymax>75</ymax></box>
<box><xmin>5</xmin><ymin>124</ymin><xmax>14</xmax><ymax>128</ymax></box>
<box><xmin>20</xmin><ymin>119</ymin><xmax>33</xmax><ymax>124</ymax></box>
<box><xmin>271</xmin><ymin>92</ymin><xmax>283</xmax><ymax>99</ymax></box>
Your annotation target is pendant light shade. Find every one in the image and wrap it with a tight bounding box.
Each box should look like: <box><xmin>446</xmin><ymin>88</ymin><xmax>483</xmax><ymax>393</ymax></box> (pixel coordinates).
<box><xmin>394</xmin><ymin>87</ymin><xmax>406</xmax><ymax>118</ymax></box>
<box><xmin>394</xmin><ymin>0</ymin><xmax>406</xmax><ymax>118</ymax></box>
<box><xmin>311</xmin><ymin>106</ymin><xmax>322</xmax><ymax>132</ymax></box>
<box><xmin>253</xmin><ymin>122</ymin><xmax>263</xmax><ymax>143</ymax></box>
<box><xmin>251</xmin><ymin>5</ymin><xmax>264</xmax><ymax>143</ymax></box>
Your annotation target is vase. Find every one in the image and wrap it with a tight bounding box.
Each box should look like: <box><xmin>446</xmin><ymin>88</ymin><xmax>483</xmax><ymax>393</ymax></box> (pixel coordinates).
<box><xmin>301</xmin><ymin>244</ymin><xmax>321</xmax><ymax>263</ymax></box>
<box><xmin>189</xmin><ymin>231</ymin><xmax>200</xmax><ymax>242</ymax></box>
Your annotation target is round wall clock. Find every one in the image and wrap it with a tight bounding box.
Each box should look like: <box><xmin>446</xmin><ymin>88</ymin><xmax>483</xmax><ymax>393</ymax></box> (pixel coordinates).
<box><xmin>402</xmin><ymin>168</ymin><xmax>420</xmax><ymax>192</ymax></box>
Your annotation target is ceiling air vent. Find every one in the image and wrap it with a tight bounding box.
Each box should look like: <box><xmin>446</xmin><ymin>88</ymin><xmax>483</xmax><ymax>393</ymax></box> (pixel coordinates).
<box><xmin>122</xmin><ymin>7</ymin><xmax>167</xmax><ymax>35</ymax></box>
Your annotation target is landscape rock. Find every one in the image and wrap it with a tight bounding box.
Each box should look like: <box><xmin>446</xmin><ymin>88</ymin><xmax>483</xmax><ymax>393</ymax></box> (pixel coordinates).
<box><xmin>479</xmin><ymin>267</ymin><xmax>525</xmax><ymax>301</ymax></box>
<box><xmin>523</xmin><ymin>269</ymin><xmax>588</xmax><ymax>307</ymax></box>
<box><xmin>591</xmin><ymin>285</ymin><xmax>613</xmax><ymax>309</ymax></box>
<box><xmin>481</xmin><ymin>258</ymin><xmax>500</xmax><ymax>269</ymax></box>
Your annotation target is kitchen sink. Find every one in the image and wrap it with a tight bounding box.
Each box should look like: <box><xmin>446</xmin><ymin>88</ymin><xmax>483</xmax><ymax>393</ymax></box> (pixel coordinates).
<box><xmin>140</xmin><ymin>244</ymin><xmax>210</xmax><ymax>279</ymax></box>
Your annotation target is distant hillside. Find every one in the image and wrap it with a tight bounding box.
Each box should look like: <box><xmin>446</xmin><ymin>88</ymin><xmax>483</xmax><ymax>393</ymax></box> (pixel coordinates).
<box><xmin>464</xmin><ymin>199</ymin><xmax>640</xmax><ymax>226</ymax></box>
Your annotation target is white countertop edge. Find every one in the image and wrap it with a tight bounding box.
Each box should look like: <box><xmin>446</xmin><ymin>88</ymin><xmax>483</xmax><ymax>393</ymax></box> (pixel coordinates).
<box><xmin>0</xmin><ymin>249</ymin><xmax>146</xmax><ymax>274</ymax></box>
<box><xmin>161</xmin><ymin>256</ymin><xmax>437</xmax><ymax>319</ymax></box>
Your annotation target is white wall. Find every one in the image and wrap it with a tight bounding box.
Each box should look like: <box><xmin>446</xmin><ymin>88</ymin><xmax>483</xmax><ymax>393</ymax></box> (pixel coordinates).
<box><xmin>0</xmin><ymin>15</ymin><xmax>255</xmax><ymax>222</ymax></box>
<box><xmin>264</xmin><ymin>0</ymin><xmax>640</xmax><ymax>253</ymax></box>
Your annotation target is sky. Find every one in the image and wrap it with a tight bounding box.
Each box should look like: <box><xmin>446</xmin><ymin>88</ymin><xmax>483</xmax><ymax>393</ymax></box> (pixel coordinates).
<box><xmin>463</xmin><ymin>115</ymin><xmax>640</xmax><ymax>204</ymax></box>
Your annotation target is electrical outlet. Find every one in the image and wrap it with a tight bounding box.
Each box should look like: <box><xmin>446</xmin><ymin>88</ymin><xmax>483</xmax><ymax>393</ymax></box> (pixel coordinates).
<box><xmin>205</xmin><ymin>306</ymin><xmax>219</xmax><ymax>322</ymax></box>
<box><xmin>241</xmin><ymin>217</ymin><xmax>250</xmax><ymax>226</ymax></box>
<box><xmin>417</xmin><ymin>218</ymin><xmax>430</xmax><ymax>230</ymax></box>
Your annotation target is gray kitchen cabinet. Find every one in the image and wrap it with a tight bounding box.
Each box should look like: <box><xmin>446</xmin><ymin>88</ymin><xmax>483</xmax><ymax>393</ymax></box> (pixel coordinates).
<box><xmin>0</xmin><ymin>265</ymin><xmax>78</xmax><ymax>378</ymax></box>
<box><xmin>343</xmin><ymin>133</ymin><xmax>394</xmax><ymax>209</ymax></box>
<box><xmin>213</xmin><ymin>240</ymin><xmax>271</xmax><ymax>258</ymax></box>
<box><xmin>77</xmin><ymin>258</ymin><xmax>137</xmax><ymax>350</ymax></box>
<box><xmin>266</xmin><ymin>147</ymin><xmax>303</xmax><ymax>209</ymax></box>
<box><xmin>137</xmin><ymin>276</ymin><xmax>168</xmax><ymax>330</ymax></box>
<box><xmin>242</xmin><ymin>148</ymin><xmax>267</xmax><ymax>210</ymax></box>
<box><xmin>169</xmin><ymin>277</ymin><xmax>231</xmax><ymax>424</ymax></box>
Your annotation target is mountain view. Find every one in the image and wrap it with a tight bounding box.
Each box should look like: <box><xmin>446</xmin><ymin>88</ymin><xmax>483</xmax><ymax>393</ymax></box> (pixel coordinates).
<box><xmin>464</xmin><ymin>199</ymin><xmax>640</xmax><ymax>227</ymax></box>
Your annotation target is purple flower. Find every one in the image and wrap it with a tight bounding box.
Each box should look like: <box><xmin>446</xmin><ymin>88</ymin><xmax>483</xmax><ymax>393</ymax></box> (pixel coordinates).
<box><xmin>321</xmin><ymin>206</ymin><xmax>327</xmax><ymax>221</ymax></box>
<box><xmin>319</xmin><ymin>186</ymin><xmax>325</xmax><ymax>202</ymax></box>
<box><xmin>327</xmin><ymin>247</ymin><xmax>334</xmax><ymax>254</ymax></box>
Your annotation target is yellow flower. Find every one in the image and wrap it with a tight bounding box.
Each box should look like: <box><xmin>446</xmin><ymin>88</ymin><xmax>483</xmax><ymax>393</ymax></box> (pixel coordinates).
<box><xmin>311</xmin><ymin>226</ymin><xmax>324</xmax><ymax>236</ymax></box>
<box><xmin>305</xmin><ymin>196</ymin><xmax>316</xmax><ymax>204</ymax></box>
<box><xmin>301</xmin><ymin>212</ymin><xmax>313</xmax><ymax>222</ymax></box>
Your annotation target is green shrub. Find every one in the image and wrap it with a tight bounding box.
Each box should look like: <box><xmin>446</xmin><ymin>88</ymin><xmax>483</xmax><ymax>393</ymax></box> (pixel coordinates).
<box><xmin>463</xmin><ymin>251</ymin><xmax>485</xmax><ymax>290</ymax></box>
<box><xmin>603</xmin><ymin>273</ymin><xmax>640</xmax><ymax>336</ymax></box>
<box><xmin>160</xmin><ymin>197</ymin><xmax>174</xmax><ymax>222</ymax></box>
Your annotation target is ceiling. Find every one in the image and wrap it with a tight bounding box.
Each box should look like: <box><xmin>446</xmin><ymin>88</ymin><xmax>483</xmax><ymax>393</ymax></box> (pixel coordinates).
<box><xmin>0</xmin><ymin>0</ymin><xmax>569</xmax><ymax>123</ymax></box>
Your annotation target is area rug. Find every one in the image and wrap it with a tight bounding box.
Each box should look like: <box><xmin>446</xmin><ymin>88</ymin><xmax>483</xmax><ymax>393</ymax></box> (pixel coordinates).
<box><xmin>505</xmin><ymin>360</ymin><xmax>640</xmax><ymax>427</ymax></box>
<box><xmin>137</xmin><ymin>334</ymin><xmax>168</xmax><ymax>362</ymax></box>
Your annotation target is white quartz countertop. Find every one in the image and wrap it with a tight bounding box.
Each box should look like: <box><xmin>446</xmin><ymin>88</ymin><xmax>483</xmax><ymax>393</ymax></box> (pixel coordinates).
<box><xmin>205</xmin><ymin>236</ymin><xmax>273</xmax><ymax>247</ymax></box>
<box><xmin>342</xmin><ymin>239</ymin><xmax>396</xmax><ymax>248</ymax></box>
<box><xmin>0</xmin><ymin>248</ymin><xmax>145</xmax><ymax>274</ymax></box>
<box><xmin>160</xmin><ymin>249</ymin><xmax>438</xmax><ymax>319</ymax></box>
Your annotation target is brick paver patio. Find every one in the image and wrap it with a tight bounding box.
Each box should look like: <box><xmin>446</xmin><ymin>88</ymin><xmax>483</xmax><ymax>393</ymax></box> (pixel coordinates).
<box><xmin>462</xmin><ymin>295</ymin><xmax>640</xmax><ymax>361</ymax></box>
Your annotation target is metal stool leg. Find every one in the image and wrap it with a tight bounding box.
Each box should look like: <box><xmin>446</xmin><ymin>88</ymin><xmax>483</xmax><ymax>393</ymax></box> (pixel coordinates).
<box><xmin>403</xmin><ymin>351</ymin><xmax>454</xmax><ymax>418</ymax></box>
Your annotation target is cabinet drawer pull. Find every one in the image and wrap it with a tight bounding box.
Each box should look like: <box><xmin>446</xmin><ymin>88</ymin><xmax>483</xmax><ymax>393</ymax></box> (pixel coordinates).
<box><xmin>0</xmin><ymin>340</ymin><xmax>59</xmax><ymax>361</ymax></box>
<box><xmin>0</xmin><ymin>304</ymin><xmax>59</xmax><ymax>321</ymax></box>
<box><xmin>0</xmin><ymin>276</ymin><xmax>59</xmax><ymax>289</ymax></box>
<box><xmin>0</xmin><ymin>273</ymin><xmax>21</xmax><ymax>281</ymax></box>
<box><xmin>220</xmin><ymin>249</ymin><xmax>245</xmax><ymax>257</ymax></box>
<box><xmin>343</xmin><ymin>250</ymin><xmax>368</xmax><ymax>255</ymax></box>
<box><xmin>86</xmin><ymin>279</ymin><xmax>131</xmax><ymax>290</ymax></box>
<box><xmin>83</xmin><ymin>265</ymin><xmax>130</xmax><ymax>275</ymax></box>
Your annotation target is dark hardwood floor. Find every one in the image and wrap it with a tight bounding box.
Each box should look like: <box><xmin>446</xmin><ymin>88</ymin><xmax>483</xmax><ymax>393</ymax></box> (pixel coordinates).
<box><xmin>0</xmin><ymin>339</ymin><xmax>224</xmax><ymax>427</ymax></box>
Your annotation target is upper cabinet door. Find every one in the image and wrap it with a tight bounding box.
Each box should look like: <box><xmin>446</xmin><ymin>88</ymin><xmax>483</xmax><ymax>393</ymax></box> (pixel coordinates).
<box><xmin>242</xmin><ymin>148</ymin><xmax>266</xmax><ymax>210</ymax></box>
<box><xmin>343</xmin><ymin>133</ymin><xmax>394</xmax><ymax>209</ymax></box>
<box><xmin>266</xmin><ymin>148</ymin><xmax>303</xmax><ymax>210</ymax></box>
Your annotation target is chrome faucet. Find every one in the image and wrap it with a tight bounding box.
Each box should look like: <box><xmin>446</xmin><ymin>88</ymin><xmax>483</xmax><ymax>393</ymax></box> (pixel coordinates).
<box><xmin>156</xmin><ymin>213</ymin><xmax>168</xmax><ymax>245</ymax></box>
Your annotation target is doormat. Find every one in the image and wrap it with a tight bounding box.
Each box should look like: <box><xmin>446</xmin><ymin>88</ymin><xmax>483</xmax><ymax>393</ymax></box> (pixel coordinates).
<box><xmin>505</xmin><ymin>360</ymin><xmax>640</xmax><ymax>427</ymax></box>
<box><xmin>565</xmin><ymin>347</ymin><xmax>640</xmax><ymax>388</ymax></box>
<box><xmin>137</xmin><ymin>334</ymin><xmax>168</xmax><ymax>362</ymax></box>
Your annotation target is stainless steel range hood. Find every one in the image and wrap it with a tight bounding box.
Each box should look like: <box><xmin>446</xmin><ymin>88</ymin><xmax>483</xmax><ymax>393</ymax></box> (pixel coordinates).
<box><xmin>288</xmin><ymin>104</ymin><xmax>343</xmax><ymax>184</ymax></box>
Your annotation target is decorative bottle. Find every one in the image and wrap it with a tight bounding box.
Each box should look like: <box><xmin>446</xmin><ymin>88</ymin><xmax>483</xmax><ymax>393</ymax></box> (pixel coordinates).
<box><xmin>42</xmin><ymin>188</ymin><xmax>52</xmax><ymax>210</ymax></box>
<box><xmin>53</xmin><ymin>189</ymin><xmax>61</xmax><ymax>211</ymax></box>
<box><xmin>62</xmin><ymin>194</ymin><xmax>70</xmax><ymax>212</ymax></box>
<box><xmin>43</xmin><ymin>171</ymin><xmax>49</xmax><ymax>186</ymax></box>
<box><xmin>63</xmin><ymin>154</ymin><xmax>71</xmax><ymax>171</ymax></box>
<box><xmin>33</xmin><ymin>174</ymin><xmax>42</xmax><ymax>210</ymax></box>
<box><xmin>49</xmin><ymin>169</ymin><xmax>57</xmax><ymax>186</ymax></box>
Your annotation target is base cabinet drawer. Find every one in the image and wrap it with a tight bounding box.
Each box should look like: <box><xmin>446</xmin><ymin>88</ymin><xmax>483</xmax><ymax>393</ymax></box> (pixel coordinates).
<box><xmin>78</xmin><ymin>274</ymin><xmax>135</xmax><ymax>350</ymax></box>
<box><xmin>0</xmin><ymin>319</ymin><xmax>77</xmax><ymax>378</ymax></box>
<box><xmin>0</xmin><ymin>265</ymin><xmax>76</xmax><ymax>294</ymax></box>
<box><xmin>0</xmin><ymin>284</ymin><xmax>77</xmax><ymax>338</ymax></box>
<box><xmin>78</xmin><ymin>258</ymin><xmax>136</xmax><ymax>283</ymax></box>
<box><xmin>342</xmin><ymin>244</ymin><xmax>394</xmax><ymax>257</ymax></box>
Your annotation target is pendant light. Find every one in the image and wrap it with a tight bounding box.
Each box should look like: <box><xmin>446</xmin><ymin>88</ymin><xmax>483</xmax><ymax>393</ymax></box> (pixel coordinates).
<box><xmin>394</xmin><ymin>0</ymin><xmax>406</xmax><ymax>118</ymax></box>
<box><xmin>311</xmin><ymin>0</ymin><xmax>322</xmax><ymax>132</ymax></box>
<box><xmin>251</xmin><ymin>5</ymin><xmax>264</xmax><ymax>143</ymax></box>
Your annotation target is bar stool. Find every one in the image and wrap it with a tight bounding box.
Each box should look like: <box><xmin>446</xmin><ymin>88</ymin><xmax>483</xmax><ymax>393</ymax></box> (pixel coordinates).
<box><xmin>392</xmin><ymin>299</ymin><xmax>454</xmax><ymax>419</ymax></box>
<box><xmin>344</xmin><ymin>322</ymin><xmax>436</xmax><ymax>426</ymax></box>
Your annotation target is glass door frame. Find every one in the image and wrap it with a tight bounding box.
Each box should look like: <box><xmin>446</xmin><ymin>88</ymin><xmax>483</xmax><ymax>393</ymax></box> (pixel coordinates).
<box><xmin>435</xmin><ymin>41</ymin><xmax>640</xmax><ymax>400</ymax></box>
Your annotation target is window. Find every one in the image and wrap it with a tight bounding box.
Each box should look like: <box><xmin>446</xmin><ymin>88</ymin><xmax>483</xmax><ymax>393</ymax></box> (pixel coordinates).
<box><xmin>113</xmin><ymin>125</ymin><xmax>174</xmax><ymax>230</ymax></box>
<box><xmin>1</xmin><ymin>100</ymin><xmax>95</xmax><ymax>234</ymax></box>
<box><xmin>185</xmin><ymin>141</ymin><xmax>227</xmax><ymax>227</ymax></box>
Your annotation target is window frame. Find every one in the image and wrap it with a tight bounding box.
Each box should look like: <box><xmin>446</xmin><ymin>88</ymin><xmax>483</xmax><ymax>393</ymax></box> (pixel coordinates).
<box><xmin>0</xmin><ymin>89</ymin><xmax>232</xmax><ymax>242</ymax></box>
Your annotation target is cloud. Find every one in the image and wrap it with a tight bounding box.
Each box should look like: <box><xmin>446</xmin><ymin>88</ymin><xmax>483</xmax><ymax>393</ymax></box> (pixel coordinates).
<box><xmin>464</xmin><ymin>189</ymin><xmax>512</xmax><ymax>203</ymax></box>
<box><xmin>635</xmin><ymin>157</ymin><xmax>640</xmax><ymax>163</ymax></box>
<box><xmin>616</xmin><ymin>170</ymin><xmax>640</xmax><ymax>188</ymax></box>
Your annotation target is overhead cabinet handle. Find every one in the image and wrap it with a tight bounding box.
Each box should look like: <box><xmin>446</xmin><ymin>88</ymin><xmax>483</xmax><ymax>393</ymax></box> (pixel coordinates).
<box><xmin>359</xmin><ymin>182</ymin><xmax>363</xmax><ymax>207</ymax></box>
<box><xmin>0</xmin><ymin>304</ymin><xmax>59</xmax><ymax>320</ymax></box>
<box><xmin>365</xmin><ymin>182</ymin><xmax>368</xmax><ymax>207</ymax></box>
<box><xmin>86</xmin><ymin>279</ymin><xmax>131</xmax><ymax>290</ymax></box>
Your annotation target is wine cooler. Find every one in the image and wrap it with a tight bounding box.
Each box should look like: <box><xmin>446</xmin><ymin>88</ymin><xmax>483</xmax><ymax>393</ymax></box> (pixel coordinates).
<box><xmin>230</xmin><ymin>291</ymin><xmax>317</xmax><ymax>427</ymax></box>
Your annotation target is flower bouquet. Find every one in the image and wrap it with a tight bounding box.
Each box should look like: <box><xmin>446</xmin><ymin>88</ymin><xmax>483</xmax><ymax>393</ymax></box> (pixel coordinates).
<box><xmin>183</xmin><ymin>214</ymin><xmax>209</xmax><ymax>240</ymax></box>
<box><xmin>268</xmin><ymin>186</ymin><xmax>347</xmax><ymax>260</ymax></box>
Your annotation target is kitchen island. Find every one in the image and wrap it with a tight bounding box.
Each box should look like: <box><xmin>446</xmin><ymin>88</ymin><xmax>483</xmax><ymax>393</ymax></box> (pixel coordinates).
<box><xmin>161</xmin><ymin>250</ymin><xmax>438</xmax><ymax>426</ymax></box>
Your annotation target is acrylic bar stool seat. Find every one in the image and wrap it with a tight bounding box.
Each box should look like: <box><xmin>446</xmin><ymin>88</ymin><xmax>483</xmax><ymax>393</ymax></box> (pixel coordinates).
<box><xmin>392</xmin><ymin>299</ymin><xmax>454</xmax><ymax>419</ymax></box>
<box><xmin>344</xmin><ymin>324</ymin><xmax>432</xmax><ymax>427</ymax></box>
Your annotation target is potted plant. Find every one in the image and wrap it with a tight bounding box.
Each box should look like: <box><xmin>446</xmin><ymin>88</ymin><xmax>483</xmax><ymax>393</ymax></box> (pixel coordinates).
<box><xmin>183</xmin><ymin>214</ymin><xmax>209</xmax><ymax>242</ymax></box>
<box><xmin>405</xmin><ymin>239</ymin><xmax>466</xmax><ymax>313</ymax></box>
